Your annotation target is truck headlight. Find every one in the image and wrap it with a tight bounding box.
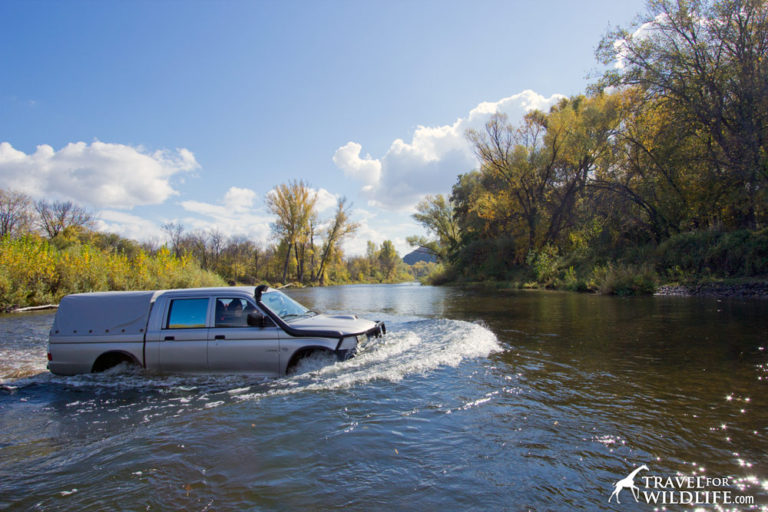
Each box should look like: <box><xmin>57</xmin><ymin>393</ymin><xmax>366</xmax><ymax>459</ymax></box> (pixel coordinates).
<box><xmin>338</xmin><ymin>336</ymin><xmax>358</xmax><ymax>351</ymax></box>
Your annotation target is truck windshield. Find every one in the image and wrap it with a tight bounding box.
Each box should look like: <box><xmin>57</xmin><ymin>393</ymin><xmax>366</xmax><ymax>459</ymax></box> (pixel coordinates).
<box><xmin>260</xmin><ymin>290</ymin><xmax>315</xmax><ymax>322</ymax></box>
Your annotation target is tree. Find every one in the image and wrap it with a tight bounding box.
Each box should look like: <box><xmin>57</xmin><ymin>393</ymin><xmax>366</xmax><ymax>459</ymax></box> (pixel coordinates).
<box><xmin>407</xmin><ymin>194</ymin><xmax>460</xmax><ymax>263</ymax></box>
<box><xmin>315</xmin><ymin>197</ymin><xmax>359</xmax><ymax>285</ymax></box>
<box><xmin>597</xmin><ymin>0</ymin><xmax>768</xmax><ymax>228</ymax></box>
<box><xmin>36</xmin><ymin>199</ymin><xmax>93</xmax><ymax>239</ymax></box>
<box><xmin>161</xmin><ymin>222</ymin><xmax>185</xmax><ymax>257</ymax></box>
<box><xmin>266</xmin><ymin>179</ymin><xmax>318</xmax><ymax>283</ymax></box>
<box><xmin>466</xmin><ymin>99</ymin><xmax>619</xmax><ymax>258</ymax></box>
<box><xmin>0</xmin><ymin>189</ymin><xmax>33</xmax><ymax>238</ymax></box>
<box><xmin>378</xmin><ymin>240</ymin><xmax>399</xmax><ymax>280</ymax></box>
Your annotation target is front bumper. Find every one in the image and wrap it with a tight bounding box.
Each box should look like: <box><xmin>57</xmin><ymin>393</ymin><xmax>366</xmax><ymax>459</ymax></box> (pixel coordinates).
<box><xmin>335</xmin><ymin>321</ymin><xmax>386</xmax><ymax>359</ymax></box>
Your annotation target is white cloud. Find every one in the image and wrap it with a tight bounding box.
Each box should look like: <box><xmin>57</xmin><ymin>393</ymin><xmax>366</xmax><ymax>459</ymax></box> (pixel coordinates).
<box><xmin>332</xmin><ymin>142</ymin><xmax>381</xmax><ymax>188</ymax></box>
<box><xmin>0</xmin><ymin>141</ymin><xmax>199</xmax><ymax>209</ymax></box>
<box><xmin>314</xmin><ymin>187</ymin><xmax>338</xmax><ymax>212</ymax></box>
<box><xmin>223</xmin><ymin>187</ymin><xmax>257</xmax><ymax>212</ymax></box>
<box><xmin>333</xmin><ymin>90</ymin><xmax>565</xmax><ymax>210</ymax></box>
<box><xmin>94</xmin><ymin>210</ymin><xmax>166</xmax><ymax>241</ymax></box>
<box><xmin>179</xmin><ymin>186</ymin><xmax>272</xmax><ymax>242</ymax></box>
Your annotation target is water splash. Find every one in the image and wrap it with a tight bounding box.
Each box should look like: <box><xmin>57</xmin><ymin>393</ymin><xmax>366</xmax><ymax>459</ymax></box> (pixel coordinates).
<box><xmin>237</xmin><ymin>318</ymin><xmax>502</xmax><ymax>400</ymax></box>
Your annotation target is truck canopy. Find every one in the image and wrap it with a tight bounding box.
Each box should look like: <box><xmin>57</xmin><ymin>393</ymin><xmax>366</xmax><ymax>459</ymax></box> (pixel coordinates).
<box><xmin>52</xmin><ymin>291</ymin><xmax>160</xmax><ymax>338</ymax></box>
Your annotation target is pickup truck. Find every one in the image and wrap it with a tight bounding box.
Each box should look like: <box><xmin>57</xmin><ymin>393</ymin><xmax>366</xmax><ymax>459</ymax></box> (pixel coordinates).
<box><xmin>47</xmin><ymin>285</ymin><xmax>385</xmax><ymax>376</ymax></box>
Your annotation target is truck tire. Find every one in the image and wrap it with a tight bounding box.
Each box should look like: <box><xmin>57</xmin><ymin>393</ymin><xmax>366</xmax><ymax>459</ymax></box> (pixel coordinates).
<box><xmin>91</xmin><ymin>352</ymin><xmax>139</xmax><ymax>373</ymax></box>
<box><xmin>286</xmin><ymin>348</ymin><xmax>335</xmax><ymax>375</ymax></box>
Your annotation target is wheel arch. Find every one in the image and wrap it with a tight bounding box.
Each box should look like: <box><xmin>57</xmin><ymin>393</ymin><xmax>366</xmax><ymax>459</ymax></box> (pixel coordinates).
<box><xmin>284</xmin><ymin>345</ymin><xmax>336</xmax><ymax>375</ymax></box>
<box><xmin>91</xmin><ymin>350</ymin><xmax>141</xmax><ymax>373</ymax></box>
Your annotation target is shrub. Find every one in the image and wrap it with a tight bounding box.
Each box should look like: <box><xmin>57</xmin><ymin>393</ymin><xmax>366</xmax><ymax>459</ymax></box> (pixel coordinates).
<box><xmin>656</xmin><ymin>229</ymin><xmax>768</xmax><ymax>278</ymax></box>
<box><xmin>592</xmin><ymin>263</ymin><xmax>658</xmax><ymax>296</ymax></box>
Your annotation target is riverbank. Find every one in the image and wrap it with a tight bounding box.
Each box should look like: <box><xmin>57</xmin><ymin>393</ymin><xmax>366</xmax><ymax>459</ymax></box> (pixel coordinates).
<box><xmin>655</xmin><ymin>278</ymin><xmax>768</xmax><ymax>299</ymax></box>
<box><xmin>447</xmin><ymin>276</ymin><xmax>768</xmax><ymax>299</ymax></box>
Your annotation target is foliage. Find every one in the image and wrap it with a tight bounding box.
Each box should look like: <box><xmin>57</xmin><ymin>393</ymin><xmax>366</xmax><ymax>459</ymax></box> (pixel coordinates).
<box><xmin>266</xmin><ymin>179</ymin><xmax>319</xmax><ymax>283</ymax></box>
<box><xmin>596</xmin><ymin>0</ymin><xmax>768</xmax><ymax>229</ymax></box>
<box><xmin>0</xmin><ymin>235</ymin><xmax>224</xmax><ymax>310</ymax></box>
<box><xmin>656</xmin><ymin>229</ymin><xmax>768</xmax><ymax>279</ymax></box>
<box><xmin>409</xmin><ymin>0</ymin><xmax>768</xmax><ymax>294</ymax></box>
<box><xmin>407</xmin><ymin>194</ymin><xmax>461</xmax><ymax>263</ymax></box>
<box><xmin>591</xmin><ymin>263</ymin><xmax>658</xmax><ymax>296</ymax></box>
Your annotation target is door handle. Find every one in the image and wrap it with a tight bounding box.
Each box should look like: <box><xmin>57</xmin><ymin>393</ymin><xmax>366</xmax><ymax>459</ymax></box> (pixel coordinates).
<box><xmin>164</xmin><ymin>335</ymin><xmax>175</xmax><ymax>341</ymax></box>
<box><xmin>215</xmin><ymin>335</ymin><xmax>226</xmax><ymax>340</ymax></box>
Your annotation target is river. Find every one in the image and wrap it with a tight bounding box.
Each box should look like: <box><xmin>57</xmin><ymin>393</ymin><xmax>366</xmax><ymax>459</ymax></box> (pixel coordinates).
<box><xmin>0</xmin><ymin>284</ymin><xmax>766</xmax><ymax>510</ymax></box>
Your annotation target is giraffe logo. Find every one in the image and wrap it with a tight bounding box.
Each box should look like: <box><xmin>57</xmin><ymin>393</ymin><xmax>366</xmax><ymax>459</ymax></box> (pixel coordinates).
<box><xmin>608</xmin><ymin>464</ymin><xmax>649</xmax><ymax>504</ymax></box>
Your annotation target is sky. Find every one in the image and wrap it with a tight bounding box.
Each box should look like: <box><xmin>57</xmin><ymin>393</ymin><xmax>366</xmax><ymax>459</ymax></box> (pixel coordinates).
<box><xmin>0</xmin><ymin>0</ymin><xmax>646</xmax><ymax>256</ymax></box>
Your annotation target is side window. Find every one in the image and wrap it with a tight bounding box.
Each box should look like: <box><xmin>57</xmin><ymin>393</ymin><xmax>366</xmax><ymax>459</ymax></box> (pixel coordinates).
<box><xmin>215</xmin><ymin>298</ymin><xmax>257</xmax><ymax>328</ymax></box>
<box><xmin>166</xmin><ymin>298</ymin><xmax>209</xmax><ymax>329</ymax></box>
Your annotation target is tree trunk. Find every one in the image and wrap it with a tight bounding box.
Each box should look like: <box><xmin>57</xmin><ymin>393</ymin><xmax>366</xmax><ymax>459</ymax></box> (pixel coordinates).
<box><xmin>281</xmin><ymin>242</ymin><xmax>292</xmax><ymax>284</ymax></box>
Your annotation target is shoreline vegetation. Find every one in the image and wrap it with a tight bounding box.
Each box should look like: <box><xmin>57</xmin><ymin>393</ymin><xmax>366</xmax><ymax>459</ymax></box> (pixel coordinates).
<box><xmin>1</xmin><ymin>183</ymin><xmax>428</xmax><ymax>312</ymax></box>
<box><xmin>0</xmin><ymin>228</ymin><xmax>425</xmax><ymax>312</ymax></box>
<box><xmin>408</xmin><ymin>0</ymin><xmax>768</xmax><ymax>297</ymax></box>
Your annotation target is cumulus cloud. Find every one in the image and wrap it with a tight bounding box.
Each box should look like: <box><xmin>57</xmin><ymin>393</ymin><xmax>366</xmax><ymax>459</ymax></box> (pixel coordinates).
<box><xmin>333</xmin><ymin>90</ymin><xmax>565</xmax><ymax>210</ymax></box>
<box><xmin>332</xmin><ymin>142</ymin><xmax>381</xmax><ymax>189</ymax></box>
<box><xmin>314</xmin><ymin>187</ymin><xmax>338</xmax><ymax>212</ymax></box>
<box><xmin>94</xmin><ymin>210</ymin><xmax>166</xmax><ymax>242</ymax></box>
<box><xmin>0</xmin><ymin>141</ymin><xmax>199</xmax><ymax>209</ymax></box>
<box><xmin>179</xmin><ymin>186</ymin><xmax>269</xmax><ymax>240</ymax></box>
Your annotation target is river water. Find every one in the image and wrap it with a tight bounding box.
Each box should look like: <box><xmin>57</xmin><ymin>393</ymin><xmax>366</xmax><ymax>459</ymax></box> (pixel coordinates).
<box><xmin>0</xmin><ymin>284</ymin><xmax>766</xmax><ymax>511</ymax></box>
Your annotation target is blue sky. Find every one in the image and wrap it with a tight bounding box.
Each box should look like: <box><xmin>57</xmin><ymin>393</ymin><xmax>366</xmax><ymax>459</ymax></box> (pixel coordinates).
<box><xmin>0</xmin><ymin>0</ymin><xmax>645</xmax><ymax>255</ymax></box>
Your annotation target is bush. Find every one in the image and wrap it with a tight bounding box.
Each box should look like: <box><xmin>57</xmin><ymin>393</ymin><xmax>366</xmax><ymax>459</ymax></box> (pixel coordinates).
<box><xmin>453</xmin><ymin>238</ymin><xmax>518</xmax><ymax>281</ymax></box>
<box><xmin>656</xmin><ymin>229</ymin><xmax>768</xmax><ymax>278</ymax></box>
<box><xmin>592</xmin><ymin>263</ymin><xmax>658</xmax><ymax>296</ymax></box>
<box><xmin>526</xmin><ymin>244</ymin><xmax>560</xmax><ymax>286</ymax></box>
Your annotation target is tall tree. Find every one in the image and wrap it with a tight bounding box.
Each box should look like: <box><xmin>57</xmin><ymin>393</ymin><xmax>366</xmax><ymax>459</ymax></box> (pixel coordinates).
<box><xmin>407</xmin><ymin>194</ymin><xmax>460</xmax><ymax>262</ymax></box>
<box><xmin>0</xmin><ymin>189</ymin><xmax>33</xmax><ymax>238</ymax></box>
<box><xmin>266</xmin><ymin>179</ymin><xmax>318</xmax><ymax>283</ymax></box>
<box><xmin>466</xmin><ymin>99</ymin><xmax>619</xmax><ymax>258</ymax></box>
<box><xmin>597</xmin><ymin>0</ymin><xmax>768</xmax><ymax>228</ymax></box>
<box><xmin>161</xmin><ymin>222</ymin><xmax>185</xmax><ymax>257</ymax></box>
<box><xmin>378</xmin><ymin>240</ymin><xmax>399</xmax><ymax>280</ymax></box>
<box><xmin>315</xmin><ymin>197</ymin><xmax>359</xmax><ymax>285</ymax></box>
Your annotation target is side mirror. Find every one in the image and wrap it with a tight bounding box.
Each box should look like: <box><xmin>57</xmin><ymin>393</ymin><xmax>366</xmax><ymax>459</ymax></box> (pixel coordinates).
<box><xmin>247</xmin><ymin>312</ymin><xmax>269</xmax><ymax>328</ymax></box>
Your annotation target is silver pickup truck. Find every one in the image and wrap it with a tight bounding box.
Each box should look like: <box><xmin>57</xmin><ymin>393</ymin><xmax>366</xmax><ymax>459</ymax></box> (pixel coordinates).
<box><xmin>47</xmin><ymin>285</ymin><xmax>385</xmax><ymax>376</ymax></box>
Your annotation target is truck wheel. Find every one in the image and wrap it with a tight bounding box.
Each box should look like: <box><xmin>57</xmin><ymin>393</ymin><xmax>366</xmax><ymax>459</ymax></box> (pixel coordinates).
<box><xmin>286</xmin><ymin>348</ymin><xmax>336</xmax><ymax>375</ymax></box>
<box><xmin>91</xmin><ymin>352</ymin><xmax>138</xmax><ymax>373</ymax></box>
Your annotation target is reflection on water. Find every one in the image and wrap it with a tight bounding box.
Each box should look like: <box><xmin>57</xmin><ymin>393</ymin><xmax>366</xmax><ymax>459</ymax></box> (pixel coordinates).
<box><xmin>0</xmin><ymin>284</ymin><xmax>766</xmax><ymax>510</ymax></box>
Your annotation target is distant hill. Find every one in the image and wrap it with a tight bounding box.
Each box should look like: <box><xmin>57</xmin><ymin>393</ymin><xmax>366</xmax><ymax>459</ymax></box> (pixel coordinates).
<box><xmin>403</xmin><ymin>247</ymin><xmax>437</xmax><ymax>265</ymax></box>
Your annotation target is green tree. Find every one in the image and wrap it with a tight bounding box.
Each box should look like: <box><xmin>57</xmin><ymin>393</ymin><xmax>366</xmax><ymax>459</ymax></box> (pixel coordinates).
<box><xmin>266</xmin><ymin>179</ymin><xmax>318</xmax><ymax>283</ymax></box>
<box><xmin>315</xmin><ymin>197</ymin><xmax>359</xmax><ymax>285</ymax></box>
<box><xmin>407</xmin><ymin>194</ymin><xmax>460</xmax><ymax>262</ymax></box>
<box><xmin>378</xmin><ymin>240</ymin><xmax>399</xmax><ymax>280</ymax></box>
<box><xmin>465</xmin><ymin>96</ymin><xmax>620</xmax><ymax>259</ymax></box>
<box><xmin>597</xmin><ymin>0</ymin><xmax>768</xmax><ymax>228</ymax></box>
